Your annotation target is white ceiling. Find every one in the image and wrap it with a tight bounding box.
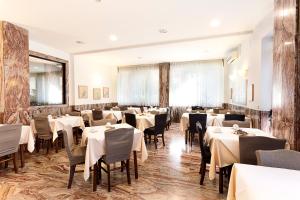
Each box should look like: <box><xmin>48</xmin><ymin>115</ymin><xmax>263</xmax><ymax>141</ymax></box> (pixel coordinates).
<box><xmin>0</xmin><ymin>0</ymin><xmax>273</xmax><ymax>65</ymax></box>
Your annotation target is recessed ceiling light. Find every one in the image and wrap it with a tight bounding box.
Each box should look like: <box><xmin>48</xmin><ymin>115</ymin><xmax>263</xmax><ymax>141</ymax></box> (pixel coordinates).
<box><xmin>159</xmin><ymin>29</ymin><xmax>168</xmax><ymax>34</ymax></box>
<box><xmin>210</xmin><ymin>19</ymin><xmax>221</xmax><ymax>28</ymax></box>
<box><xmin>95</xmin><ymin>0</ymin><xmax>102</xmax><ymax>2</ymax></box>
<box><xmin>137</xmin><ymin>57</ymin><xmax>142</xmax><ymax>59</ymax></box>
<box><xmin>109</xmin><ymin>35</ymin><xmax>118</xmax><ymax>41</ymax></box>
<box><xmin>76</xmin><ymin>41</ymin><xmax>84</xmax><ymax>44</ymax></box>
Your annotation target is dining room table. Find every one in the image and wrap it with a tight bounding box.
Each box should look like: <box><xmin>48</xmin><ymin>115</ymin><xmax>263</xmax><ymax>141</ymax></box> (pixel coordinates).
<box><xmin>123</xmin><ymin>113</ymin><xmax>155</xmax><ymax>132</ymax></box>
<box><xmin>30</xmin><ymin>115</ymin><xmax>85</xmax><ymax>141</ymax></box>
<box><xmin>205</xmin><ymin>126</ymin><xmax>272</xmax><ymax>181</ymax></box>
<box><xmin>180</xmin><ymin>113</ymin><xmax>251</xmax><ymax>133</ymax></box>
<box><xmin>81</xmin><ymin>109</ymin><xmax>123</xmax><ymax>125</ymax></box>
<box><xmin>81</xmin><ymin>123</ymin><xmax>148</xmax><ymax>191</ymax></box>
<box><xmin>227</xmin><ymin>163</ymin><xmax>300</xmax><ymax>200</ymax></box>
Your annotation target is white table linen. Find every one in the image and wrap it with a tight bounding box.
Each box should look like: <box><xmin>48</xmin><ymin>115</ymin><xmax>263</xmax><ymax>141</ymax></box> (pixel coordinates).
<box><xmin>180</xmin><ymin>113</ymin><xmax>251</xmax><ymax>133</ymax></box>
<box><xmin>128</xmin><ymin>107</ymin><xmax>142</xmax><ymax>114</ymax></box>
<box><xmin>81</xmin><ymin>123</ymin><xmax>148</xmax><ymax>181</ymax></box>
<box><xmin>205</xmin><ymin>126</ymin><xmax>271</xmax><ymax>180</ymax></box>
<box><xmin>31</xmin><ymin>116</ymin><xmax>85</xmax><ymax>141</ymax></box>
<box><xmin>227</xmin><ymin>163</ymin><xmax>300</xmax><ymax>200</ymax></box>
<box><xmin>102</xmin><ymin>110</ymin><xmax>123</xmax><ymax>121</ymax></box>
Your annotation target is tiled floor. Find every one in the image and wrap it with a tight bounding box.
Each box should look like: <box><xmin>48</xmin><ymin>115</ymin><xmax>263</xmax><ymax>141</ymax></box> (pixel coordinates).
<box><xmin>0</xmin><ymin>123</ymin><xmax>226</xmax><ymax>200</ymax></box>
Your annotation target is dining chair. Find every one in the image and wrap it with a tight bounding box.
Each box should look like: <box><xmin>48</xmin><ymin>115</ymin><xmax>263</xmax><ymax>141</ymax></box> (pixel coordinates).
<box><xmin>224</xmin><ymin>114</ymin><xmax>245</xmax><ymax>121</ymax></box>
<box><xmin>222</xmin><ymin>120</ymin><xmax>250</xmax><ymax>128</ymax></box>
<box><xmin>0</xmin><ymin>124</ymin><xmax>22</xmax><ymax>173</ymax></box>
<box><xmin>92</xmin><ymin>109</ymin><xmax>103</xmax><ymax>120</ymax></box>
<box><xmin>111</xmin><ymin>107</ymin><xmax>120</xmax><ymax>111</ymax></box>
<box><xmin>98</xmin><ymin>128</ymin><xmax>134</xmax><ymax>192</ymax></box>
<box><xmin>166</xmin><ymin>107</ymin><xmax>172</xmax><ymax>130</ymax></box>
<box><xmin>196</xmin><ymin>122</ymin><xmax>211</xmax><ymax>185</ymax></box>
<box><xmin>239</xmin><ymin>136</ymin><xmax>286</xmax><ymax>165</ymax></box>
<box><xmin>192</xmin><ymin>106</ymin><xmax>204</xmax><ymax>110</ymax></box>
<box><xmin>67</xmin><ymin>111</ymin><xmax>81</xmax><ymax>116</ymax></box>
<box><xmin>144</xmin><ymin>114</ymin><xmax>168</xmax><ymax>149</ymax></box>
<box><xmin>91</xmin><ymin>119</ymin><xmax>117</xmax><ymax>126</ymax></box>
<box><xmin>67</xmin><ymin>111</ymin><xmax>82</xmax><ymax>144</ymax></box>
<box><xmin>124</xmin><ymin>113</ymin><xmax>136</xmax><ymax>128</ymax></box>
<box><xmin>104</xmin><ymin>106</ymin><xmax>112</xmax><ymax>110</ymax></box>
<box><xmin>62</xmin><ymin>125</ymin><xmax>86</xmax><ymax>189</ymax></box>
<box><xmin>188</xmin><ymin>114</ymin><xmax>207</xmax><ymax>147</ymax></box>
<box><xmin>34</xmin><ymin>116</ymin><xmax>57</xmax><ymax>154</ymax></box>
<box><xmin>256</xmin><ymin>149</ymin><xmax>300</xmax><ymax>170</ymax></box>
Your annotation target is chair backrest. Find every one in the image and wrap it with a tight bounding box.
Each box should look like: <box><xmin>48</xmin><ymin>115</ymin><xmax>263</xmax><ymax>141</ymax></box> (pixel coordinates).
<box><xmin>256</xmin><ymin>149</ymin><xmax>300</xmax><ymax>170</ymax></box>
<box><xmin>68</xmin><ymin>111</ymin><xmax>81</xmax><ymax>116</ymax></box>
<box><xmin>91</xmin><ymin>119</ymin><xmax>117</xmax><ymax>126</ymax></box>
<box><xmin>104</xmin><ymin>128</ymin><xmax>134</xmax><ymax>163</ymax></box>
<box><xmin>192</xmin><ymin>106</ymin><xmax>204</xmax><ymax>110</ymax></box>
<box><xmin>166</xmin><ymin>107</ymin><xmax>171</xmax><ymax>121</ymax></box>
<box><xmin>196</xmin><ymin>121</ymin><xmax>207</xmax><ymax>157</ymax></box>
<box><xmin>34</xmin><ymin>117</ymin><xmax>52</xmax><ymax>138</ymax></box>
<box><xmin>225</xmin><ymin>114</ymin><xmax>245</xmax><ymax>121</ymax></box>
<box><xmin>154</xmin><ymin>114</ymin><xmax>168</xmax><ymax>135</ymax></box>
<box><xmin>125</xmin><ymin>113</ymin><xmax>136</xmax><ymax>128</ymax></box>
<box><xmin>92</xmin><ymin>110</ymin><xmax>103</xmax><ymax>120</ymax></box>
<box><xmin>222</xmin><ymin>120</ymin><xmax>251</xmax><ymax>128</ymax></box>
<box><xmin>0</xmin><ymin>124</ymin><xmax>22</xmax><ymax>157</ymax></box>
<box><xmin>189</xmin><ymin>114</ymin><xmax>207</xmax><ymax>134</ymax></box>
<box><xmin>239</xmin><ymin>136</ymin><xmax>286</xmax><ymax>165</ymax></box>
<box><xmin>62</xmin><ymin>125</ymin><xmax>74</xmax><ymax>159</ymax></box>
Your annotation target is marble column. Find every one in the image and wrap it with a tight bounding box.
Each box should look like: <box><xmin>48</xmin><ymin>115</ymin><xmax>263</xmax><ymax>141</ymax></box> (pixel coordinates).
<box><xmin>272</xmin><ymin>0</ymin><xmax>300</xmax><ymax>150</ymax></box>
<box><xmin>0</xmin><ymin>21</ymin><xmax>29</xmax><ymax>124</ymax></box>
<box><xmin>159</xmin><ymin>63</ymin><xmax>170</xmax><ymax>107</ymax></box>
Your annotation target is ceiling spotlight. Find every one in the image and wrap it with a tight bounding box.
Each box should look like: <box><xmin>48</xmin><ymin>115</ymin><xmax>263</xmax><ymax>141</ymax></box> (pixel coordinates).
<box><xmin>76</xmin><ymin>41</ymin><xmax>84</xmax><ymax>44</ymax></box>
<box><xmin>109</xmin><ymin>35</ymin><xmax>118</xmax><ymax>41</ymax></box>
<box><xmin>137</xmin><ymin>57</ymin><xmax>142</xmax><ymax>59</ymax></box>
<box><xmin>95</xmin><ymin>0</ymin><xmax>102</xmax><ymax>2</ymax></box>
<box><xmin>210</xmin><ymin>19</ymin><xmax>221</xmax><ymax>28</ymax></box>
<box><xmin>159</xmin><ymin>29</ymin><xmax>168</xmax><ymax>34</ymax></box>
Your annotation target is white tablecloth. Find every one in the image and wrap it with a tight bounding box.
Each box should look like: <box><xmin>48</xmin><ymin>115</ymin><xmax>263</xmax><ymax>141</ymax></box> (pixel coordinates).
<box><xmin>0</xmin><ymin>124</ymin><xmax>35</xmax><ymax>152</ymax></box>
<box><xmin>31</xmin><ymin>116</ymin><xmax>85</xmax><ymax>141</ymax></box>
<box><xmin>180</xmin><ymin>113</ymin><xmax>251</xmax><ymax>133</ymax></box>
<box><xmin>227</xmin><ymin>163</ymin><xmax>300</xmax><ymax>200</ymax></box>
<box><xmin>128</xmin><ymin>107</ymin><xmax>142</xmax><ymax>114</ymax></box>
<box><xmin>81</xmin><ymin>123</ymin><xmax>148</xmax><ymax>181</ymax></box>
<box><xmin>205</xmin><ymin>126</ymin><xmax>271</xmax><ymax>180</ymax></box>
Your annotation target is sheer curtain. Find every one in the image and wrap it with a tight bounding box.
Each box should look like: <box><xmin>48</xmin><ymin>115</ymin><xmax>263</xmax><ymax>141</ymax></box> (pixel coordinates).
<box><xmin>169</xmin><ymin>60</ymin><xmax>224</xmax><ymax>107</ymax></box>
<box><xmin>117</xmin><ymin>64</ymin><xmax>159</xmax><ymax>105</ymax></box>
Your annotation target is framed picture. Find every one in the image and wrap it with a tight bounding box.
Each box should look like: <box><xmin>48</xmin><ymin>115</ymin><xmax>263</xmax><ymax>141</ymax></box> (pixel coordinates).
<box><xmin>93</xmin><ymin>88</ymin><xmax>101</xmax><ymax>100</ymax></box>
<box><xmin>103</xmin><ymin>87</ymin><xmax>109</xmax><ymax>98</ymax></box>
<box><xmin>78</xmin><ymin>85</ymin><xmax>88</xmax><ymax>99</ymax></box>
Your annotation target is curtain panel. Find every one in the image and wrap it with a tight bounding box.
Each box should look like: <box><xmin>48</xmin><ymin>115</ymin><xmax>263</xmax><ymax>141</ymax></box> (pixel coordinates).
<box><xmin>169</xmin><ymin>60</ymin><xmax>224</xmax><ymax>107</ymax></box>
<box><xmin>117</xmin><ymin>64</ymin><xmax>159</xmax><ymax>106</ymax></box>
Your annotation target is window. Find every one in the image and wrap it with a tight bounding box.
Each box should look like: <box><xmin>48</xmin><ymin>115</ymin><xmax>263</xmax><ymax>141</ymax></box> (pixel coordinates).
<box><xmin>169</xmin><ymin>60</ymin><xmax>224</xmax><ymax>107</ymax></box>
<box><xmin>29</xmin><ymin>56</ymin><xmax>66</xmax><ymax>106</ymax></box>
<box><xmin>117</xmin><ymin>65</ymin><xmax>159</xmax><ymax>105</ymax></box>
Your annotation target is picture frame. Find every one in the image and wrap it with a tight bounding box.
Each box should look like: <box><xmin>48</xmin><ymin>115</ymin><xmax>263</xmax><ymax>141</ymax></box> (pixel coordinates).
<box><xmin>78</xmin><ymin>85</ymin><xmax>88</xmax><ymax>99</ymax></box>
<box><xmin>93</xmin><ymin>88</ymin><xmax>101</xmax><ymax>100</ymax></box>
<box><xmin>103</xmin><ymin>87</ymin><xmax>109</xmax><ymax>98</ymax></box>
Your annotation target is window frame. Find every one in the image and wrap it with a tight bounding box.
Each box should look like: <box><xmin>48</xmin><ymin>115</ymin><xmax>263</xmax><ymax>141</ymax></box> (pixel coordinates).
<box><xmin>29</xmin><ymin>51</ymin><xmax>68</xmax><ymax>107</ymax></box>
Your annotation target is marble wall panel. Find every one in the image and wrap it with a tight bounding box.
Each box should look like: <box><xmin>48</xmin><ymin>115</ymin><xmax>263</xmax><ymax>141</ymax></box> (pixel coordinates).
<box><xmin>272</xmin><ymin>0</ymin><xmax>298</xmax><ymax>150</ymax></box>
<box><xmin>159</xmin><ymin>63</ymin><xmax>170</xmax><ymax>107</ymax></box>
<box><xmin>0</xmin><ymin>21</ymin><xmax>29</xmax><ymax>124</ymax></box>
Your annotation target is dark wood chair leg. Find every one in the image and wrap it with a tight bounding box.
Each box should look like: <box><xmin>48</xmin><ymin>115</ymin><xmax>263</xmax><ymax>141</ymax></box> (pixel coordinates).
<box><xmin>20</xmin><ymin>144</ymin><xmax>25</xmax><ymax>168</ymax></box>
<box><xmin>68</xmin><ymin>165</ymin><xmax>76</xmax><ymax>189</ymax></box>
<box><xmin>98</xmin><ymin>161</ymin><xmax>102</xmax><ymax>182</ymax></box>
<box><xmin>55</xmin><ymin>139</ymin><xmax>58</xmax><ymax>153</ymax></box>
<box><xmin>93</xmin><ymin>163</ymin><xmax>98</xmax><ymax>191</ymax></box>
<box><xmin>121</xmin><ymin>161</ymin><xmax>124</xmax><ymax>172</ymax></box>
<box><xmin>13</xmin><ymin>153</ymin><xmax>18</xmax><ymax>173</ymax></box>
<box><xmin>126</xmin><ymin>159</ymin><xmax>131</xmax><ymax>185</ymax></box>
<box><xmin>185</xmin><ymin>130</ymin><xmax>188</xmax><ymax>144</ymax></box>
<box><xmin>133</xmin><ymin>151</ymin><xmax>138</xmax><ymax>179</ymax></box>
<box><xmin>219</xmin><ymin>167</ymin><xmax>224</xmax><ymax>193</ymax></box>
<box><xmin>47</xmin><ymin>140</ymin><xmax>50</xmax><ymax>154</ymax></box>
<box><xmin>107</xmin><ymin>164</ymin><xmax>111</xmax><ymax>192</ymax></box>
<box><xmin>154</xmin><ymin>135</ymin><xmax>158</xmax><ymax>149</ymax></box>
<box><xmin>36</xmin><ymin>138</ymin><xmax>40</xmax><ymax>153</ymax></box>
<box><xmin>200</xmin><ymin>161</ymin><xmax>206</xmax><ymax>185</ymax></box>
<box><xmin>162</xmin><ymin>134</ymin><xmax>165</xmax><ymax>146</ymax></box>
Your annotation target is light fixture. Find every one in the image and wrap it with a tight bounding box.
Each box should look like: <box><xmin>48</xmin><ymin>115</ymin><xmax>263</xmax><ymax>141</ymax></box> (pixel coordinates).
<box><xmin>75</xmin><ymin>41</ymin><xmax>84</xmax><ymax>44</ymax></box>
<box><xmin>159</xmin><ymin>28</ymin><xmax>168</xmax><ymax>34</ymax></box>
<box><xmin>210</xmin><ymin>18</ymin><xmax>221</xmax><ymax>28</ymax></box>
<box><xmin>109</xmin><ymin>35</ymin><xmax>118</xmax><ymax>41</ymax></box>
<box><xmin>137</xmin><ymin>57</ymin><xmax>142</xmax><ymax>59</ymax></box>
<box><xmin>95</xmin><ymin>0</ymin><xmax>102</xmax><ymax>2</ymax></box>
